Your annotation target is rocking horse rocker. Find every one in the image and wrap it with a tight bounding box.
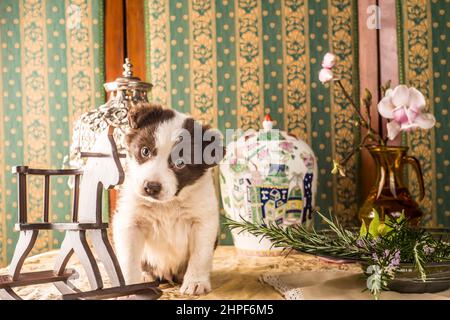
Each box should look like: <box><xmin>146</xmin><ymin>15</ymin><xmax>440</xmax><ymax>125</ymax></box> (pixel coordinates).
<box><xmin>0</xmin><ymin>126</ymin><xmax>161</xmax><ymax>300</ymax></box>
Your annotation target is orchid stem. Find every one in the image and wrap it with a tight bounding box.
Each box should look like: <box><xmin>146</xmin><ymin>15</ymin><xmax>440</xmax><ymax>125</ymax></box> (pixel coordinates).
<box><xmin>335</xmin><ymin>80</ymin><xmax>366</xmax><ymax>127</ymax></box>
<box><xmin>335</xmin><ymin>79</ymin><xmax>384</xmax><ymax>145</ymax></box>
<box><xmin>340</xmin><ymin>132</ymin><xmax>382</xmax><ymax>167</ymax></box>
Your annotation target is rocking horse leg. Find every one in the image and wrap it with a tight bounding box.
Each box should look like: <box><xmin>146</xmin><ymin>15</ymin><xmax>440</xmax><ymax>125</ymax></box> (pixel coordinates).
<box><xmin>0</xmin><ymin>288</ymin><xmax>22</xmax><ymax>300</ymax></box>
<box><xmin>54</xmin><ymin>235</ymin><xmax>74</xmax><ymax>275</ymax></box>
<box><xmin>89</xmin><ymin>230</ymin><xmax>125</xmax><ymax>287</ymax></box>
<box><xmin>8</xmin><ymin>230</ymin><xmax>39</xmax><ymax>280</ymax></box>
<box><xmin>53</xmin><ymin>235</ymin><xmax>80</xmax><ymax>295</ymax></box>
<box><xmin>68</xmin><ymin>230</ymin><xmax>103</xmax><ymax>290</ymax></box>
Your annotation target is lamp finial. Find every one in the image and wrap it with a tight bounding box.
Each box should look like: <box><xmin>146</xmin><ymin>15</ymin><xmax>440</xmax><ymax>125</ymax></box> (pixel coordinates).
<box><xmin>122</xmin><ymin>58</ymin><xmax>133</xmax><ymax>77</ymax></box>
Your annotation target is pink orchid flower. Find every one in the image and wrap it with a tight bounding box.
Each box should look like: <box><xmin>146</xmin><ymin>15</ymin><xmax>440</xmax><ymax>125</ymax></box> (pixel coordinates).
<box><xmin>378</xmin><ymin>85</ymin><xmax>436</xmax><ymax>140</ymax></box>
<box><xmin>319</xmin><ymin>53</ymin><xmax>337</xmax><ymax>84</ymax></box>
<box><xmin>319</xmin><ymin>69</ymin><xmax>334</xmax><ymax>84</ymax></box>
<box><xmin>322</xmin><ymin>52</ymin><xmax>337</xmax><ymax>69</ymax></box>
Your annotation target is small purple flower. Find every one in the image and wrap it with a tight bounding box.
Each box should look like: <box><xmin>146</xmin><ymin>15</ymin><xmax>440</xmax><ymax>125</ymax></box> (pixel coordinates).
<box><xmin>356</xmin><ymin>239</ymin><xmax>364</xmax><ymax>248</ymax></box>
<box><xmin>383</xmin><ymin>249</ymin><xmax>390</xmax><ymax>258</ymax></box>
<box><xmin>369</xmin><ymin>238</ymin><xmax>380</xmax><ymax>247</ymax></box>
<box><xmin>423</xmin><ymin>245</ymin><xmax>435</xmax><ymax>255</ymax></box>
<box><xmin>372</xmin><ymin>253</ymin><xmax>378</xmax><ymax>261</ymax></box>
<box><xmin>389</xmin><ymin>250</ymin><xmax>401</xmax><ymax>268</ymax></box>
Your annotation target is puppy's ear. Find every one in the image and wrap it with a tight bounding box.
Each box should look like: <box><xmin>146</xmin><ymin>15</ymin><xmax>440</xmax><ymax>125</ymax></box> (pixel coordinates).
<box><xmin>128</xmin><ymin>102</ymin><xmax>175</xmax><ymax>129</ymax></box>
<box><xmin>202</xmin><ymin>126</ymin><xmax>226</xmax><ymax>168</ymax></box>
<box><xmin>179</xmin><ymin>119</ymin><xmax>226</xmax><ymax>168</ymax></box>
<box><xmin>128</xmin><ymin>102</ymin><xmax>155</xmax><ymax>129</ymax></box>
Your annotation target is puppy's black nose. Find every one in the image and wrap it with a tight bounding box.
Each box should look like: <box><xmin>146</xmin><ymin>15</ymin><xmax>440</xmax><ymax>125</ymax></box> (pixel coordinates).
<box><xmin>144</xmin><ymin>181</ymin><xmax>162</xmax><ymax>197</ymax></box>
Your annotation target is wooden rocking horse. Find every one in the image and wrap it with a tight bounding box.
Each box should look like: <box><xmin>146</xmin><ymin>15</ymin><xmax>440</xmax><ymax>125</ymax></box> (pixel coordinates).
<box><xmin>0</xmin><ymin>126</ymin><xmax>161</xmax><ymax>300</ymax></box>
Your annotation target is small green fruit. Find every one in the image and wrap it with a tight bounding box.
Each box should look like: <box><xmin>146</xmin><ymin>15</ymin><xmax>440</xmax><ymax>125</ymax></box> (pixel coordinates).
<box><xmin>377</xmin><ymin>223</ymin><xmax>387</xmax><ymax>236</ymax></box>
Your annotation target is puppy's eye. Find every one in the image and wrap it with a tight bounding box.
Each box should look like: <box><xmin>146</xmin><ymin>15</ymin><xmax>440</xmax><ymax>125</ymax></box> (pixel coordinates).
<box><xmin>141</xmin><ymin>146</ymin><xmax>151</xmax><ymax>158</ymax></box>
<box><xmin>174</xmin><ymin>159</ymin><xmax>186</xmax><ymax>169</ymax></box>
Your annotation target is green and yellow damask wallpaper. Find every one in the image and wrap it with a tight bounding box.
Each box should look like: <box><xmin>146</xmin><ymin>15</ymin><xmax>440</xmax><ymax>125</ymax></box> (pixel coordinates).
<box><xmin>0</xmin><ymin>0</ymin><xmax>104</xmax><ymax>266</ymax></box>
<box><xmin>144</xmin><ymin>0</ymin><xmax>360</xmax><ymax>243</ymax></box>
<box><xmin>397</xmin><ymin>0</ymin><xmax>449</xmax><ymax>228</ymax></box>
<box><xmin>0</xmin><ymin>0</ymin><xmax>448</xmax><ymax>265</ymax></box>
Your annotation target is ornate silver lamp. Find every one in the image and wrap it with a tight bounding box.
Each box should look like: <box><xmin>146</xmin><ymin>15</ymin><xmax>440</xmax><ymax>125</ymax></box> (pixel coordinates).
<box><xmin>66</xmin><ymin>58</ymin><xmax>152</xmax><ymax>169</ymax></box>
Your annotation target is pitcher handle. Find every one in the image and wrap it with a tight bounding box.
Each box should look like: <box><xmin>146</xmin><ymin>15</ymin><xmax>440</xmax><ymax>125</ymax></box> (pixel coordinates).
<box><xmin>403</xmin><ymin>156</ymin><xmax>425</xmax><ymax>202</ymax></box>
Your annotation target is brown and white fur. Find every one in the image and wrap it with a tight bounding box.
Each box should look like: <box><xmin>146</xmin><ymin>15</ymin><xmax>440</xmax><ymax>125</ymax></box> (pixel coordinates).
<box><xmin>113</xmin><ymin>104</ymin><xmax>224</xmax><ymax>295</ymax></box>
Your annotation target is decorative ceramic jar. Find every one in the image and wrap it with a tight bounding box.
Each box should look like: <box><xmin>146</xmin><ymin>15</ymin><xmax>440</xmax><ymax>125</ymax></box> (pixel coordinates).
<box><xmin>220</xmin><ymin>115</ymin><xmax>318</xmax><ymax>255</ymax></box>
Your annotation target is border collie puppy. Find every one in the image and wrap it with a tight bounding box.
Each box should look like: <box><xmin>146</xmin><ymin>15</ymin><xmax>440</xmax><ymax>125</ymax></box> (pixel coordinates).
<box><xmin>113</xmin><ymin>104</ymin><xmax>224</xmax><ymax>295</ymax></box>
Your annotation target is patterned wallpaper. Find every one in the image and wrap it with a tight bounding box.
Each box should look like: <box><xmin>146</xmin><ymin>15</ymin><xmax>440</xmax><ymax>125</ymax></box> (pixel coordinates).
<box><xmin>0</xmin><ymin>0</ymin><xmax>104</xmax><ymax>266</ymax></box>
<box><xmin>398</xmin><ymin>0</ymin><xmax>449</xmax><ymax>227</ymax></box>
<box><xmin>144</xmin><ymin>0</ymin><xmax>361</xmax><ymax>243</ymax></box>
<box><xmin>0</xmin><ymin>0</ymin><xmax>445</xmax><ymax>266</ymax></box>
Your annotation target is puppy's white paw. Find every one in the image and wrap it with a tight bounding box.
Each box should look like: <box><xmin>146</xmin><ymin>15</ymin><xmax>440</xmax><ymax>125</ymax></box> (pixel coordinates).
<box><xmin>180</xmin><ymin>279</ymin><xmax>211</xmax><ymax>295</ymax></box>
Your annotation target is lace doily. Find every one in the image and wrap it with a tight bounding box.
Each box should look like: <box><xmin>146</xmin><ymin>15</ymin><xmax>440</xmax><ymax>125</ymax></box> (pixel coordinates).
<box><xmin>260</xmin><ymin>274</ymin><xmax>305</xmax><ymax>300</ymax></box>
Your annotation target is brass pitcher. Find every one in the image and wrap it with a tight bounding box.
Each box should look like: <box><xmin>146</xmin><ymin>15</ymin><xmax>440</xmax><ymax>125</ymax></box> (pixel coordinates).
<box><xmin>358</xmin><ymin>146</ymin><xmax>425</xmax><ymax>226</ymax></box>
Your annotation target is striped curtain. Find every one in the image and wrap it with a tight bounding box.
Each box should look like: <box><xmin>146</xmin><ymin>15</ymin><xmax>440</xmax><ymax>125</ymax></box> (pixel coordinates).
<box><xmin>0</xmin><ymin>0</ymin><xmax>104</xmax><ymax>266</ymax></box>
<box><xmin>144</xmin><ymin>0</ymin><xmax>361</xmax><ymax>243</ymax></box>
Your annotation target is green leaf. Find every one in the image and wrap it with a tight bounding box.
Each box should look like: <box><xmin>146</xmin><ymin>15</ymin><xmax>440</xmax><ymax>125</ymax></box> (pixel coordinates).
<box><xmin>368</xmin><ymin>209</ymin><xmax>381</xmax><ymax>237</ymax></box>
<box><xmin>396</xmin><ymin>211</ymin><xmax>406</xmax><ymax>224</ymax></box>
<box><xmin>360</xmin><ymin>221</ymin><xmax>368</xmax><ymax>237</ymax></box>
<box><xmin>384</xmin><ymin>215</ymin><xmax>394</xmax><ymax>233</ymax></box>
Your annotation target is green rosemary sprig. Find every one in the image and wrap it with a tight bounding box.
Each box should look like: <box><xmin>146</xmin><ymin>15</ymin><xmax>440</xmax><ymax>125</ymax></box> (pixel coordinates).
<box><xmin>224</xmin><ymin>212</ymin><xmax>450</xmax><ymax>299</ymax></box>
<box><xmin>225</xmin><ymin>213</ymin><xmax>367</xmax><ymax>259</ymax></box>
